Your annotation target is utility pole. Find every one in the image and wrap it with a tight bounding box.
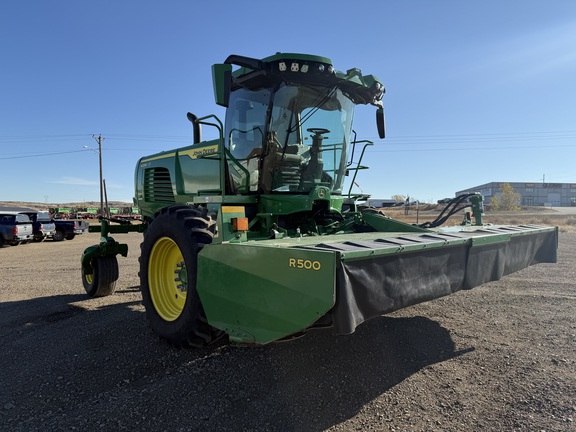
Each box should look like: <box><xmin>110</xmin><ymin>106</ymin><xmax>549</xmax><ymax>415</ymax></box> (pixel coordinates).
<box><xmin>92</xmin><ymin>134</ymin><xmax>105</xmax><ymax>216</ymax></box>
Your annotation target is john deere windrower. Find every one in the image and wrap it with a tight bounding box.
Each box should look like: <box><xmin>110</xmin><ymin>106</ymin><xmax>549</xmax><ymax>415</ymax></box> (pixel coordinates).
<box><xmin>81</xmin><ymin>53</ymin><xmax>557</xmax><ymax>347</ymax></box>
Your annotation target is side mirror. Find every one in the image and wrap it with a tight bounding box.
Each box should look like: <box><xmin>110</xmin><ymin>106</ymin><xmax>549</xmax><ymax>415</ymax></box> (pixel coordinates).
<box><xmin>212</xmin><ymin>63</ymin><xmax>232</xmax><ymax>107</ymax></box>
<box><xmin>376</xmin><ymin>107</ymin><xmax>386</xmax><ymax>139</ymax></box>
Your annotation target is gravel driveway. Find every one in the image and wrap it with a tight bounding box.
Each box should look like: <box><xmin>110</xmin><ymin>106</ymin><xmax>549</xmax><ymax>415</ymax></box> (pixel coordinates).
<box><xmin>1</xmin><ymin>230</ymin><xmax>574</xmax><ymax>431</ymax></box>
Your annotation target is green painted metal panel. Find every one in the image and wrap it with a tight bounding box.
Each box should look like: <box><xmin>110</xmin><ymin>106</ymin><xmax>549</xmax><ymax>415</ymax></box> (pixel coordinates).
<box><xmin>219</xmin><ymin>205</ymin><xmax>248</xmax><ymax>242</ymax></box>
<box><xmin>197</xmin><ymin>243</ymin><xmax>337</xmax><ymax>344</ymax></box>
<box><xmin>361</xmin><ymin>211</ymin><xmax>430</xmax><ymax>233</ymax></box>
<box><xmin>258</xmin><ymin>187</ymin><xmax>338</xmax><ymax>215</ymax></box>
<box><xmin>192</xmin><ymin>195</ymin><xmax>257</xmax><ymax>205</ymax></box>
<box><xmin>176</xmin><ymin>141</ymin><xmax>221</xmax><ymax>195</ymax></box>
<box><xmin>259</xmin><ymin>194</ymin><xmax>313</xmax><ymax>215</ymax></box>
<box><xmin>135</xmin><ymin>140</ymin><xmax>224</xmax><ymax>218</ymax></box>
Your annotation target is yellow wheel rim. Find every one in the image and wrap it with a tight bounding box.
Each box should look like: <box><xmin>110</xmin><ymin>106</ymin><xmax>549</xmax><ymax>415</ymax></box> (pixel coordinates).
<box><xmin>149</xmin><ymin>237</ymin><xmax>188</xmax><ymax>322</ymax></box>
<box><xmin>85</xmin><ymin>272</ymin><xmax>93</xmax><ymax>284</ymax></box>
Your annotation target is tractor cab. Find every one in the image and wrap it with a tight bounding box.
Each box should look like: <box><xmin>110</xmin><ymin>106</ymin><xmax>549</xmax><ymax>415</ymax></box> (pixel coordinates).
<box><xmin>213</xmin><ymin>53</ymin><xmax>385</xmax><ymax>196</ymax></box>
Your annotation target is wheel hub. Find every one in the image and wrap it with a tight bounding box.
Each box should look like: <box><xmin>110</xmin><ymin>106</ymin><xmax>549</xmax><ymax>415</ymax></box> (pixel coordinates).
<box><xmin>174</xmin><ymin>261</ymin><xmax>187</xmax><ymax>292</ymax></box>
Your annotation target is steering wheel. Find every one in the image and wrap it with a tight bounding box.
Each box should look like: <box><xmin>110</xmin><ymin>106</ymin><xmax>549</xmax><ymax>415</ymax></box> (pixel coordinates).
<box><xmin>307</xmin><ymin>128</ymin><xmax>330</xmax><ymax>136</ymax></box>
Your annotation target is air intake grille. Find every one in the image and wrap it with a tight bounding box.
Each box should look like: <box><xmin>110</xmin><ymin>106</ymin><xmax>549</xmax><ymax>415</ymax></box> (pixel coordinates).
<box><xmin>143</xmin><ymin>168</ymin><xmax>175</xmax><ymax>203</ymax></box>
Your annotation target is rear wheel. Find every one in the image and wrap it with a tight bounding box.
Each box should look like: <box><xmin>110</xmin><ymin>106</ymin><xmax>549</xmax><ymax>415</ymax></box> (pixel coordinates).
<box><xmin>53</xmin><ymin>230</ymin><xmax>65</xmax><ymax>241</ymax></box>
<box><xmin>139</xmin><ymin>205</ymin><xmax>218</xmax><ymax>347</ymax></box>
<box><xmin>65</xmin><ymin>233</ymin><xmax>75</xmax><ymax>240</ymax></box>
<box><xmin>82</xmin><ymin>255</ymin><xmax>119</xmax><ymax>297</ymax></box>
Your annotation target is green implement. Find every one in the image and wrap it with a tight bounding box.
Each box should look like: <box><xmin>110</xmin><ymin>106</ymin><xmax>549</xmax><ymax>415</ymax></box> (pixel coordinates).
<box><xmin>197</xmin><ymin>225</ymin><xmax>557</xmax><ymax>344</ymax></box>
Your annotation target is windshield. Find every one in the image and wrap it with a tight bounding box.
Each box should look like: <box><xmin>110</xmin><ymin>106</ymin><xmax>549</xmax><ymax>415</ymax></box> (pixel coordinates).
<box><xmin>267</xmin><ymin>84</ymin><xmax>354</xmax><ymax>194</ymax></box>
<box><xmin>15</xmin><ymin>214</ymin><xmax>30</xmax><ymax>223</ymax></box>
<box><xmin>37</xmin><ymin>212</ymin><xmax>51</xmax><ymax>221</ymax></box>
<box><xmin>224</xmin><ymin>83</ymin><xmax>354</xmax><ymax>195</ymax></box>
<box><xmin>0</xmin><ymin>215</ymin><xmax>16</xmax><ymax>224</ymax></box>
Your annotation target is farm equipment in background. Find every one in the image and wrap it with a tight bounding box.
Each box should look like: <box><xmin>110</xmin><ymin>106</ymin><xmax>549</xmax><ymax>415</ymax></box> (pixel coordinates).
<box><xmin>81</xmin><ymin>53</ymin><xmax>558</xmax><ymax>347</ymax></box>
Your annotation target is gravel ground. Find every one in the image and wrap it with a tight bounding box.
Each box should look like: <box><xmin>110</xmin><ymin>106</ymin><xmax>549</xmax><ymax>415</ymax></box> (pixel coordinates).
<box><xmin>0</xmin><ymin>230</ymin><xmax>574</xmax><ymax>432</ymax></box>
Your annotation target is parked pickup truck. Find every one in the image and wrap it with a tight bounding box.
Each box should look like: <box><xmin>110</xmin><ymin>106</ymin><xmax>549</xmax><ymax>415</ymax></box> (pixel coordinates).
<box><xmin>52</xmin><ymin>219</ymin><xmax>89</xmax><ymax>241</ymax></box>
<box><xmin>0</xmin><ymin>212</ymin><xmax>34</xmax><ymax>246</ymax></box>
<box><xmin>20</xmin><ymin>211</ymin><xmax>57</xmax><ymax>242</ymax></box>
<box><xmin>18</xmin><ymin>210</ymin><xmax>88</xmax><ymax>241</ymax></box>
<box><xmin>0</xmin><ymin>207</ymin><xmax>89</xmax><ymax>243</ymax></box>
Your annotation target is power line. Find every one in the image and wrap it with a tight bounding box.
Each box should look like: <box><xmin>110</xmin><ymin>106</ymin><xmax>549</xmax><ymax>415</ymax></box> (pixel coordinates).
<box><xmin>0</xmin><ymin>134</ymin><xmax>93</xmax><ymax>144</ymax></box>
<box><xmin>363</xmin><ymin>132</ymin><xmax>576</xmax><ymax>145</ymax></box>
<box><xmin>0</xmin><ymin>149</ymin><xmax>90</xmax><ymax>160</ymax></box>
<box><xmin>0</xmin><ymin>133</ymin><xmax>189</xmax><ymax>142</ymax></box>
<box><xmin>1</xmin><ymin>130</ymin><xmax>575</xmax><ymax>143</ymax></box>
<box><xmin>379</xmin><ymin>130</ymin><xmax>576</xmax><ymax>139</ymax></box>
<box><xmin>368</xmin><ymin>143</ymin><xmax>576</xmax><ymax>153</ymax></box>
<box><xmin>0</xmin><ymin>130</ymin><xmax>575</xmax><ymax>159</ymax></box>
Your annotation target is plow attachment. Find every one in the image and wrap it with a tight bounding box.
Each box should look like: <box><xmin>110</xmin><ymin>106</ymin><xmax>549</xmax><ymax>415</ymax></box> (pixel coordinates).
<box><xmin>197</xmin><ymin>225</ymin><xmax>557</xmax><ymax>345</ymax></box>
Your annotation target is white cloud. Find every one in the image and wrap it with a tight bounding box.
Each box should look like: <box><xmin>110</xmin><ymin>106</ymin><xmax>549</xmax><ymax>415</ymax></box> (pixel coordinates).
<box><xmin>52</xmin><ymin>177</ymin><xmax>99</xmax><ymax>186</ymax></box>
<box><xmin>51</xmin><ymin>177</ymin><xmax>125</xmax><ymax>189</ymax></box>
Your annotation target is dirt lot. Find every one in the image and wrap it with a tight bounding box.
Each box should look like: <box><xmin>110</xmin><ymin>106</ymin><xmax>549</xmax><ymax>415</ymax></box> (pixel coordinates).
<box><xmin>0</xmin><ymin>227</ymin><xmax>574</xmax><ymax>431</ymax></box>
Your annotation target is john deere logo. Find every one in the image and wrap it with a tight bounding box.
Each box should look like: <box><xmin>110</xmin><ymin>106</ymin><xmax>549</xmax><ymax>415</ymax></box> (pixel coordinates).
<box><xmin>189</xmin><ymin>146</ymin><xmax>218</xmax><ymax>159</ymax></box>
<box><xmin>180</xmin><ymin>145</ymin><xmax>219</xmax><ymax>159</ymax></box>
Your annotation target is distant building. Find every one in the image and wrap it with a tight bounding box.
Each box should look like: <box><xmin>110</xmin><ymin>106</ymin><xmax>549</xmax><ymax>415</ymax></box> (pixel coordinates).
<box><xmin>365</xmin><ymin>198</ymin><xmax>397</xmax><ymax>207</ymax></box>
<box><xmin>456</xmin><ymin>182</ymin><xmax>576</xmax><ymax>207</ymax></box>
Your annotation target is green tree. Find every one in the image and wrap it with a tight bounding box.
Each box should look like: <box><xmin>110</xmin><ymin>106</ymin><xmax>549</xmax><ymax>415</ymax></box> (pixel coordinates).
<box><xmin>490</xmin><ymin>183</ymin><xmax>521</xmax><ymax>211</ymax></box>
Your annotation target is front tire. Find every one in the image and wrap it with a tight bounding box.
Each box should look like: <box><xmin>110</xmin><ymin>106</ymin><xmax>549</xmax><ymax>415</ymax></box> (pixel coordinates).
<box><xmin>82</xmin><ymin>255</ymin><xmax>119</xmax><ymax>297</ymax></box>
<box><xmin>139</xmin><ymin>205</ymin><xmax>218</xmax><ymax>347</ymax></box>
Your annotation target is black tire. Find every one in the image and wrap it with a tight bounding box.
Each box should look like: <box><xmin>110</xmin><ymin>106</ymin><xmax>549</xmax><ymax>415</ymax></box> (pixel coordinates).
<box><xmin>0</xmin><ymin>236</ymin><xmax>6</xmax><ymax>248</ymax></box>
<box><xmin>139</xmin><ymin>205</ymin><xmax>218</xmax><ymax>347</ymax></box>
<box><xmin>65</xmin><ymin>233</ymin><xmax>75</xmax><ymax>240</ymax></box>
<box><xmin>82</xmin><ymin>255</ymin><xmax>119</xmax><ymax>297</ymax></box>
<box><xmin>53</xmin><ymin>230</ymin><xmax>65</xmax><ymax>242</ymax></box>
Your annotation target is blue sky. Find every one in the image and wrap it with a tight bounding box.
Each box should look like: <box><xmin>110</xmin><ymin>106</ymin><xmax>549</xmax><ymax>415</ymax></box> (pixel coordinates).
<box><xmin>1</xmin><ymin>1</ymin><xmax>575</xmax><ymax>204</ymax></box>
